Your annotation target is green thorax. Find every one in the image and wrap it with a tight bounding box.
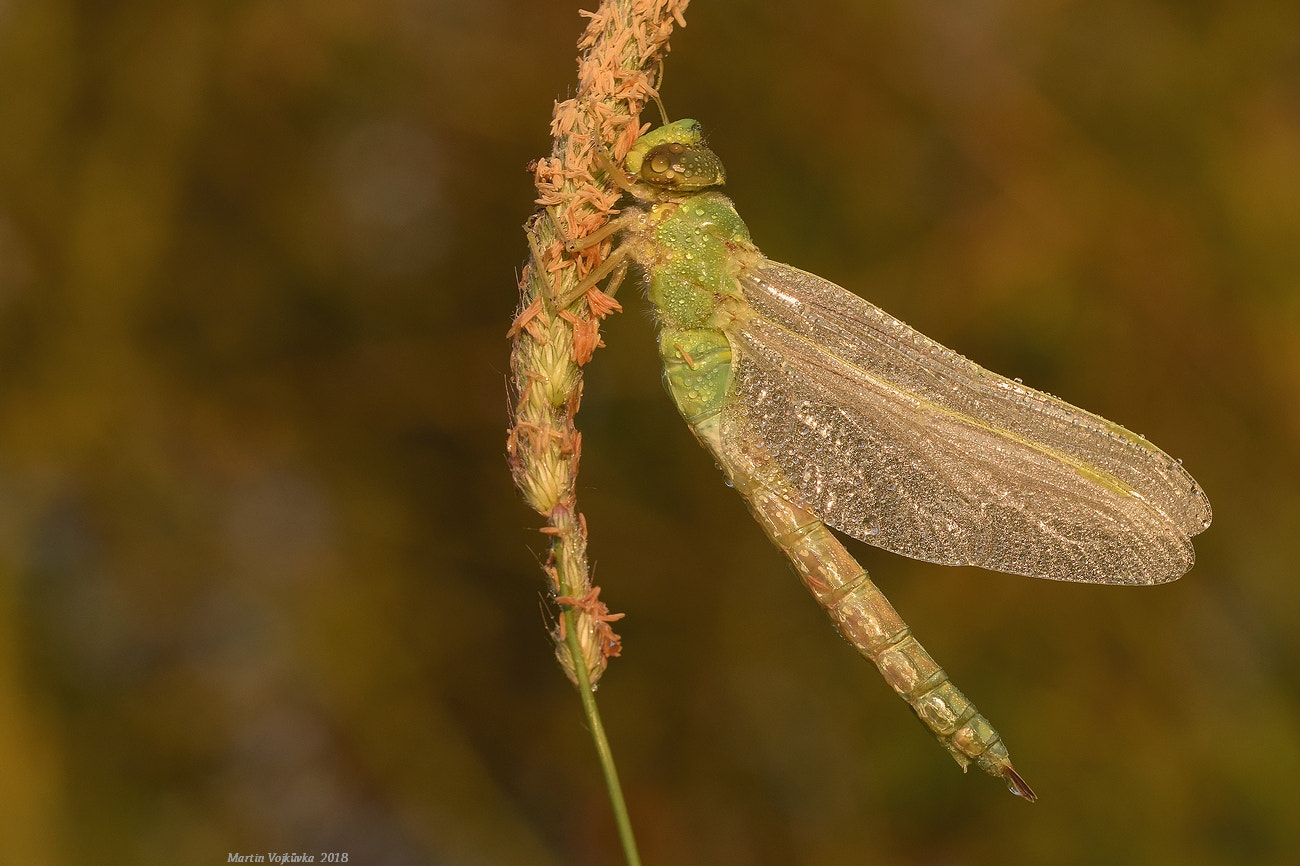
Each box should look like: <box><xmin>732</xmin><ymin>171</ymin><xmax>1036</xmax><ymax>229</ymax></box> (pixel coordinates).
<box><xmin>643</xmin><ymin>191</ymin><xmax>753</xmax><ymax>329</ymax></box>
<box><xmin>617</xmin><ymin>120</ymin><xmax>758</xmax><ymax>425</ymax></box>
<box><xmin>618</xmin><ymin>119</ymin><xmax>757</xmax><ymax>330</ymax></box>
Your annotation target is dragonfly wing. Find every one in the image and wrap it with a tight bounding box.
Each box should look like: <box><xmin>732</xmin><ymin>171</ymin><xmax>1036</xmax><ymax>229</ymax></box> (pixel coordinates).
<box><xmin>719</xmin><ymin>259</ymin><xmax>1212</xmax><ymax>585</ymax></box>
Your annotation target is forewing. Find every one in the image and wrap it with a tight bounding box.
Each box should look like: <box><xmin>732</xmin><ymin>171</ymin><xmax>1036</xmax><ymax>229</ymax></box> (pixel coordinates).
<box><xmin>720</xmin><ymin>260</ymin><xmax>1212</xmax><ymax>585</ymax></box>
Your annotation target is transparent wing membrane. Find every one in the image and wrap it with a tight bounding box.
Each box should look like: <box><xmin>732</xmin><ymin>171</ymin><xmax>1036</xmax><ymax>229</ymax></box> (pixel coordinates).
<box><xmin>720</xmin><ymin>260</ymin><xmax>1211</xmax><ymax>585</ymax></box>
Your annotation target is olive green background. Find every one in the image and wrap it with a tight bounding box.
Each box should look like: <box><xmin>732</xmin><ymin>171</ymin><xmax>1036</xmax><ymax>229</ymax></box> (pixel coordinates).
<box><xmin>1</xmin><ymin>1</ymin><xmax>1297</xmax><ymax>863</ymax></box>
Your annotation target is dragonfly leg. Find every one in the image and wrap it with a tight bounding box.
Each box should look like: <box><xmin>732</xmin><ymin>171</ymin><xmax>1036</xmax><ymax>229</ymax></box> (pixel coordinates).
<box><xmin>543</xmin><ymin>205</ymin><xmax>639</xmax><ymax>255</ymax></box>
<box><xmin>588</xmin><ymin>138</ymin><xmax>640</xmax><ymax>195</ymax></box>
<box><xmin>554</xmin><ymin>243</ymin><xmax>632</xmax><ymax>309</ymax></box>
<box><xmin>526</xmin><ymin>215</ymin><xmax>634</xmax><ymax>311</ymax></box>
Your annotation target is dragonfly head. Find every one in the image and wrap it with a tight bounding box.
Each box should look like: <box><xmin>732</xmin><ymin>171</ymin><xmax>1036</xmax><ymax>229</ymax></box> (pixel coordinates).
<box><xmin>624</xmin><ymin>119</ymin><xmax>726</xmax><ymax>194</ymax></box>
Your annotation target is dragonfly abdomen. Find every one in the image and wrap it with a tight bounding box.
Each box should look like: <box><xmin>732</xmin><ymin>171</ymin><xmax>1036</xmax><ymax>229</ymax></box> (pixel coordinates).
<box><xmin>782</xmin><ymin>508</ymin><xmax>1033</xmax><ymax>796</ymax></box>
<box><xmin>692</xmin><ymin>415</ymin><xmax>1036</xmax><ymax>799</ymax></box>
<box><xmin>659</xmin><ymin>327</ymin><xmax>733</xmax><ymax>425</ymax></box>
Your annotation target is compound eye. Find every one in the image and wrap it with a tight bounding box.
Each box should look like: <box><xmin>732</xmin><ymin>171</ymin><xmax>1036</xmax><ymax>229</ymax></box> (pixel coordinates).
<box><xmin>642</xmin><ymin>142</ymin><xmax>688</xmax><ymax>185</ymax></box>
<box><xmin>632</xmin><ymin>137</ymin><xmax>725</xmax><ymax>191</ymax></box>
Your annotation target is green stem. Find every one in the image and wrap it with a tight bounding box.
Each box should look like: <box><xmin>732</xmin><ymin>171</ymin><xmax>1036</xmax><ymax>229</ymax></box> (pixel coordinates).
<box><xmin>562</xmin><ymin>606</ymin><xmax>640</xmax><ymax>866</ymax></box>
<box><xmin>509</xmin><ymin>1</ymin><xmax>689</xmax><ymax>860</ymax></box>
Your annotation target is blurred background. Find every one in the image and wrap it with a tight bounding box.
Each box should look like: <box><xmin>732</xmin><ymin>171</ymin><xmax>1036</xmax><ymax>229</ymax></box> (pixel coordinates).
<box><xmin>1</xmin><ymin>0</ymin><xmax>1297</xmax><ymax>863</ymax></box>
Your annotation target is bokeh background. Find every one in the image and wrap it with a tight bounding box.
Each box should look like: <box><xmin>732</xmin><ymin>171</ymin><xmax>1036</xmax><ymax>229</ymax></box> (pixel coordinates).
<box><xmin>1</xmin><ymin>0</ymin><xmax>1297</xmax><ymax>863</ymax></box>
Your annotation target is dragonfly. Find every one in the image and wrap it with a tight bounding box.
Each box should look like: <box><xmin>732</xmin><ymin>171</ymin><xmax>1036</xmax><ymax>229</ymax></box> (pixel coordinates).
<box><xmin>556</xmin><ymin>119</ymin><xmax>1213</xmax><ymax>800</ymax></box>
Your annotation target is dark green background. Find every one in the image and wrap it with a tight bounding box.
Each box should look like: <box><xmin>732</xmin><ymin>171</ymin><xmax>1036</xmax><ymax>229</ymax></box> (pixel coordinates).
<box><xmin>1</xmin><ymin>1</ymin><xmax>1297</xmax><ymax>863</ymax></box>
